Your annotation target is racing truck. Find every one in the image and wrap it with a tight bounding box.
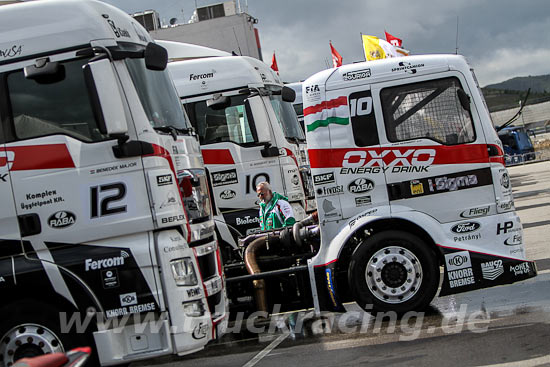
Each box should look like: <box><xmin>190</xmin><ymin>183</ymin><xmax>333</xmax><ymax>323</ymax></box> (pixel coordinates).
<box><xmin>228</xmin><ymin>55</ymin><xmax>537</xmax><ymax>316</ymax></box>
<box><xmin>0</xmin><ymin>1</ymin><xmax>227</xmax><ymax>365</ymax></box>
<box><xmin>159</xmin><ymin>45</ymin><xmax>316</xmax><ymax>313</ymax></box>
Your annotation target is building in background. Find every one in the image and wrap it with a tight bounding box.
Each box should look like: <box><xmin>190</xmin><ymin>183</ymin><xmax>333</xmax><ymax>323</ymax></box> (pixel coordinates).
<box><xmin>139</xmin><ymin>0</ymin><xmax>263</xmax><ymax>61</ymax></box>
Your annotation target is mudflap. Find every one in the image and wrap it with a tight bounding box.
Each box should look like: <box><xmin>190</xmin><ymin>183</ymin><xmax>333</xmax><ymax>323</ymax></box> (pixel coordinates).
<box><xmin>313</xmin><ymin>262</ymin><xmax>346</xmax><ymax>313</ymax></box>
<box><xmin>439</xmin><ymin>248</ymin><xmax>538</xmax><ymax>297</ymax></box>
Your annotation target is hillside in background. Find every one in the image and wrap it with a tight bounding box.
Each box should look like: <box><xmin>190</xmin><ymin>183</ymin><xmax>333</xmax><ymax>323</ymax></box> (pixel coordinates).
<box><xmin>482</xmin><ymin>74</ymin><xmax>550</xmax><ymax>112</ymax></box>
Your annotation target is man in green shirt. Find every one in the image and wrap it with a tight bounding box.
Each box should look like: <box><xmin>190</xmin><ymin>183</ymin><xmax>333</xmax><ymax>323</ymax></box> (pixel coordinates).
<box><xmin>256</xmin><ymin>181</ymin><xmax>296</xmax><ymax>230</ymax></box>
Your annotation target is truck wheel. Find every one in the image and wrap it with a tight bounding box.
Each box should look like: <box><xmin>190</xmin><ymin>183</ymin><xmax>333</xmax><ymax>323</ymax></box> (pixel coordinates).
<box><xmin>0</xmin><ymin>301</ymin><xmax>93</xmax><ymax>366</ymax></box>
<box><xmin>348</xmin><ymin>231</ymin><xmax>439</xmax><ymax>314</ymax></box>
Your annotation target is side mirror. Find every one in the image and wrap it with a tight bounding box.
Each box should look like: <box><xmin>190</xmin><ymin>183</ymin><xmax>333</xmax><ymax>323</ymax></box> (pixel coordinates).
<box><xmin>145</xmin><ymin>42</ymin><xmax>168</xmax><ymax>71</ymax></box>
<box><xmin>24</xmin><ymin>58</ymin><xmax>65</xmax><ymax>84</ymax></box>
<box><xmin>207</xmin><ymin>95</ymin><xmax>231</xmax><ymax>110</ymax></box>
<box><xmin>261</xmin><ymin>143</ymin><xmax>280</xmax><ymax>157</ymax></box>
<box><xmin>282</xmin><ymin>86</ymin><xmax>296</xmax><ymax>102</ymax></box>
<box><xmin>457</xmin><ymin>89</ymin><xmax>470</xmax><ymax>111</ymax></box>
<box><xmin>244</xmin><ymin>95</ymin><xmax>271</xmax><ymax>143</ymax></box>
<box><xmin>83</xmin><ymin>59</ymin><xmax>128</xmax><ymax>136</ymax></box>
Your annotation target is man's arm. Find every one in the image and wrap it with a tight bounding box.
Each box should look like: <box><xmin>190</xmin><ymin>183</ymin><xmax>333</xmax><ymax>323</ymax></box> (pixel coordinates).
<box><xmin>277</xmin><ymin>200</ymin><xmax>296</xmax><ymax>227</ymax></box>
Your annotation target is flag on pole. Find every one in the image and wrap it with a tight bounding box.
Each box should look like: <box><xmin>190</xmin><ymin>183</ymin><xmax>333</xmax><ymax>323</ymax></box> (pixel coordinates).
<box><xmin>385</xmin><ymin>31</ymin><xmax>402</xmax><ymax>47</ymax></box>
<box><xmin>330</xmin><ymin>41</ymin><xmax>343</xmax><ymax>68</ymax></box>
<box><xmin>270</xmin><ymin>51</ymin><xmax>279</xmax><ymax>75</ymax></box>
<box><xmin>362</xmin><ymin>35</ymin><xmax>409</xmax><ymax>61</ymax></box>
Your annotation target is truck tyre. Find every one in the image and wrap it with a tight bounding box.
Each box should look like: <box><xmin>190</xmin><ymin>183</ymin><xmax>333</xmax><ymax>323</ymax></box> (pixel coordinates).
<box><xmin>348</xmin><ymin>231</ymin><xmax>439</xmax><ymax>314</ymax></box>
<box><xmin>0</xmin><ymin>301</ymin><xmax>95</xmax><ymax>366</ymax></box>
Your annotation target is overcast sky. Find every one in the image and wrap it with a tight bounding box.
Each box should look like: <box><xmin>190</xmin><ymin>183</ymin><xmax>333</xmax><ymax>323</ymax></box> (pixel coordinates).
<box><xmin>100</xmin><ymin>0</ymin><xmax>550</xmax><ymax>87</ymax></box>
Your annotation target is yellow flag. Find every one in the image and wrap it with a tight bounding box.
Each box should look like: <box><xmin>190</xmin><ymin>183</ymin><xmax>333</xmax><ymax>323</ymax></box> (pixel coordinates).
<box><xmin>362</xmin><ymin>35</ymin><xmax>385</xmax><ymax>61</ymax></box>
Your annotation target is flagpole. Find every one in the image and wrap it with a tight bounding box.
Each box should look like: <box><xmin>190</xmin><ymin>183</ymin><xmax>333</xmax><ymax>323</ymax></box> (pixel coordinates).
<box><xmin>360</xmin><ymin>32</ymin><xmax>365</xmax><ymax>61</ymax></box>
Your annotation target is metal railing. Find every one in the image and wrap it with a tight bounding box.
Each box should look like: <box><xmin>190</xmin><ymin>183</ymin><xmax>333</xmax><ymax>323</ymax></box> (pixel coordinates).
<box><xmin>505</xmin><ymin>148</ymin><xmax>550</xmax><ymax>166</ymax></box>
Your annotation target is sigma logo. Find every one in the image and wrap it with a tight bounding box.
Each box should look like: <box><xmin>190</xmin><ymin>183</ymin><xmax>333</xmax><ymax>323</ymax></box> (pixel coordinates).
<box><xmin>450</xmin><ymin>221</ymin><xmax>480</xmax><ymax>234</ymax></box>
<box><xmin>510</xmin><ymin>262</ymin><xmax>531</xmax><ymax>276</ymax></box>
<box><xmin>500</xmin><ymin>172</ymin><xmax>510</xmax><ymax>189</ymax></box>
<box><xmin>85</xmin><ymin>251</ymin><xmax>130</xmax><ymax>271</ymax></box>
<box><xmin>161</xmin><ymin>215</ymin><xmax>185</xmax><ymax>224</ymax></box>
<box><xmin>48</xmin><ymin>211</ymin><xmax>76</xmax><ymax>229</ymax></box>
<box><xmin>305</xmin><ymin>84</ymin><xmax>320</xmax><ymax>94</ymax></box>
<box><xmin>313</xmin><ymin>172</ymin><xmax>335</xmax><ymax>185</ymax></box>
<box><xmin>428</xmin><ymin>175</ymin><xmax>477</xmax><ymax>192</ymax></box>
<box><xmin>343</xmin><ymin>68</ymin><xmax>371</xmax><ymax>81</ymax></box>
<box><xmin>156</xmin><ymin>174</ymin><xmax>173</xmax><ymax>186</ymax></box>
<box><xmin>316</xmin><ymin>185</ymin><xmax>343</xmax><ymax>197</ymax></box>
<box><xmin>220</xmin><ymin>189</ymin><xmax>236</xmax><ymax>200</ymax></box>
<box><xmin>236</xmin><ymin>216</ymin><xmax>260</xmax><ymax>226</ymax></box>
<box><xmin>445</xmin><ymin>250</ymin><xmax>471</xmax><ymax>271</ymax></box>
<box><xmin>348</xmin><ymin>178</ymin><xmax>374</xmax><ymax>194</ymax></box>
<box><xmin>460</xmin><ymin>206</ymin><xmax>490</xmax><ymax>218</ymax></box>
<box><xmin>189</xmin><ymin>71</ymin><xmax>215</xmax><ymax>81</ymax></box>
<box><xmin>391</xmin><ymin>61</ymin><xmax>425</xmax><ymax>74</ymax></box>
<box><xmin>119</xmin><ymin>292</ymin><xmax>137</xmax><ymax>307</ymax></box>
<box><xmin>212</xmin><ymin>169</ymin><xmax>238</xmax><ymax>187</ymax></box>
<box><xmin>342</xmin><ymin>149</ymin><xmax>436</xmax><ymax>168</ymax></box>
<box><xmin>0</xmin><ymin>150</ymin><xmax>15</xmax><ymax>170</ymax></box>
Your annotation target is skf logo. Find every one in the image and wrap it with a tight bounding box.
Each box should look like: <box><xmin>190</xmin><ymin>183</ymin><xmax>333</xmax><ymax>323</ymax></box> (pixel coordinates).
<box><xmin>342</xmin><ymin>149</ymin><xmax>436</xmax><ymax>167</ymax></box>
<box><xmin>156</xmin><ymin>174</ymin><xmax>173</xmax><ymax>186</ymax></box>
<box><xmin>0</xmin><ymin>150</ymin><xmax>15</xmax><ymax>171</ymax></box>
<box><xmin>305</xmin><ymin>85</ymin><xmax>320</xmax><ymax>94</ymax></box>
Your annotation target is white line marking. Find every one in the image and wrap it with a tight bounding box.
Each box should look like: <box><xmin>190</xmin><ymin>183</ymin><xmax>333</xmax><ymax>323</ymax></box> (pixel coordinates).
<box><xmin>243</xmin><ymin>332</ymin><xmax>289</xmax><ymax>367</ymax></box>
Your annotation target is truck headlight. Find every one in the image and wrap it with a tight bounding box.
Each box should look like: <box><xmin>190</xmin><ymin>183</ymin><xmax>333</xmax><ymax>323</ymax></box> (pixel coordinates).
<box><xmin>183</xmin><ymin>300</ymin><xmax>205</xmax><ymax>317</ymax></box>
<box><xmin>170</xmin><ymin>258</ymin><xmax>198</xmax><ymax>286</ymax></box>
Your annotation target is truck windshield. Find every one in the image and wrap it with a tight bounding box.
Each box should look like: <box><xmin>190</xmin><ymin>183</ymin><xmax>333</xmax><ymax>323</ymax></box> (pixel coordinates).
<box><xmin>189</xmin><ymin>95</ymin><xmax>258</xmax><ymax>146</ymax></box>
<box><xmin>125</xmin><ymin>58</ymin><xmax>192</xmax><ymax>131</ymax></box>
<box><xmin>269</xmin><ymin>94</ymin><xmax>306</xmax><ymax>142</ymax></box>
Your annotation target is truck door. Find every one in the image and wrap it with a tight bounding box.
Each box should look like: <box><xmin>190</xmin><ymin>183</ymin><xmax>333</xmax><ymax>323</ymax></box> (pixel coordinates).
<box><xmin>310</xmin><ymin>85</ymin><xmax>388</xmax><ymax>223</ymax></box>
<box><xmin>373</xmin><ymin>74</ymin><xmax>495</xmax><ymax>223</ymax></box>
<box><xmin>2</xmin><ymin>55</ymin><xmax>156</xmax><ymax>311</ymax></box>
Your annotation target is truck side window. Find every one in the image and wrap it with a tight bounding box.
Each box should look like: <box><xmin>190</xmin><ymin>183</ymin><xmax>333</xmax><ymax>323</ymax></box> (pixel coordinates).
<box><xmin>6</xmin><ymin>58</ymin><xmax>108</xmax><ymax>142</ymax></box>
<box><xmin>380</xmin><ymin>77</ymin><xmax>475</xmax><ymax>145</ymax></box>
<box><xmin>191</xmin><ymin>95</ymin><xmax>258</xmax><ymax>146</ymax></box>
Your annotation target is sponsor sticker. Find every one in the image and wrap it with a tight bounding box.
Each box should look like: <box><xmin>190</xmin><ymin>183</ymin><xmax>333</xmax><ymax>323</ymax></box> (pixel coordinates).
<box><xmin>120</xmin><ymin>292</ymin><xmax>138</xmax><ymax>307</ymax></box>
<box><xmin>316</xmin><ymin>185</ymin><xmax>344</xmax><ymax>197</ymax></box>
<box><xmin>445</xmin><ymin>251</ymin><xmax>475</xmax><ymax>288</ymax></box>
<box><xmin>343</xmin><ymin>68</ymin><xmax>371</xmax><ymax>81</ymax></box>
<box><xmin>212</xmin><ymin>169</ymin><xmax>238</xmax><ymax>187</ymax></box>
<box><xmin>481</xmin><ymin>260</ymin><xmax>503</xmax><ymax>280</ymax></box>
<box><xmin>192</xmin><ymin>322</ymin><xmax>208</xmax><ymax>339</ymax></box>
<box><xmin>220</xmin><ymin>189</ymin><xmax>236</xmax><ymax>200</ymax></box>
<box><xmin>460</xmin><ymin>206</ymin><xmax>490</xmax><ymax>218</ymax></box>
<box><xmin>510</xmin><ymin>262</ymin><xmax>531</xmax><ymax>276</ymax></box>
<box><xmin>313</xmin><ymin>172</ymin><xmax>335</xmax><ymax>185</ymax></box>
<box><xmin>322</xmin><ymin>199</ymin><xmax>338</xmax><ymax>217</ymax></box>
<box><xmin>156</xmin><ymin>174</ymin><xmax>173</xmax><ymax>186</ymax></box>
<box><xmin>348</xmin><ymin>178</ymin><xmax>374</xmax><ymax>194</ymax></box>
<box><xmin>48</xmin><ymin>211</ymin><xmax>76</xmax><ymax>228</ymax></box>
<box><xmin>85</xmin><ymin>251</ymin><xmax>129</xmax><ymax>271</ymax></box>
<box><xmin>102</xmin><ymin>269</ymin><xmax>119</xmax><ymax>289</ymax></box>
<box><xmin>410</xmin><ymin>180</ymin><xmax>424</xmax><ymax>195</ymax></box>
<box><xmin>355</xmin><ymin>196</ymin><xmax>372</xmax><ymax>207</ymax></box>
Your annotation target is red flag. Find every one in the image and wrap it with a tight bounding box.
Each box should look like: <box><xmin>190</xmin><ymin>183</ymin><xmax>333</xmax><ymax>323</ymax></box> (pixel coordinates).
<box><xmin>330</xmin><ymin>42</ymin><xmax>343</xmax><ymax>68</ymax></box>
<box><xmin>270</xmin><ymin>52</ymin><xmax>279</xmax><ymax>75</ymax></box>
<box><xmin>385</xmin><ymin>31</ymin><xmax>403</xmax><ymax>48</ymax></box>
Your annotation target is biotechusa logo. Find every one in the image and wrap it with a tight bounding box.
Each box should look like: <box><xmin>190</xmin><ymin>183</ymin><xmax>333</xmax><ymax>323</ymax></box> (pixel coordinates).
<box><xmin>0</xmin><ymin>45</ymin><xmax>22</xmax><ymax>59</ymax></box>
<box><xmin>156</xmin><ymin>174</ymin><xmax>173</xmax><ymax>186</ymax></box>
<box><xmin>460</xmin><ymin>206</ymin><xmax>490</xmax><ymax>218</ymax></box>
<box><xmin>313</xmin><ymin>172</ymin><xmax>335</xmax><ymax>185</ymax></box>
<box><xmin>355</xmin><ymin>196</ymin><xmax>372</xmax><ymax>207</ymax></box>
<box><xmin>428</xmin><ymin>174</ymin><xmax>478</xmax><ymax>192</ymax></box>
<box><xmin>0</xmin><ymin>150</ymin><xmax>15</xmax><ymax>170</ymax></box>
<box><xmin>220</xmin><ymin>189</ymin><xmax>236</xmax><ymax>200</ymax></box>
<box><xmin>481</xmin><ymin>260</ymin><xmax>504</xmax><ymax>281</ymax></box>
<box><xmin>339</xmin><ymin>166</ymin><xmax>429</xmax><ymax>174</ymax></box>
<box><xmin>106</xmin><ymin>19</ymin><xmax>131</xmax><ymax>38</ymax></box>
<box><xmin>348</xmin><ymin>208</ymin><xmax>378</xmax><ymax>229</ymax></box>
<box><xmin>342</xmin><ymin>149</ymin><xmax>436</xmax><ymax>168</ymax></box>
<box><xmin>161</xmin><ymin>214</ymin><xmax>185</xmax><ymax>224</ymax></box>
<box><xmin>236</xmin><ymin>215</ymin><xmax>260</xmax><ymax>226</ymax></box>
<box><xmin>391</xmin><ymin>61</ymin><xmax>425</xmax><ymax>74</ymax></box>
<box><xmin>212</xmin><ymin>169</ymin><xmax>238</xmax><ymax>187</ymax></box>
<box><xmin>445</xmin><ymin>251</ymin><xmax>475</xmax><ymax>288</ymax></box>
<box><xmin>48</xmin><ymin>211</ymin><xmax>76</xmax><ymax>229</ymax></box>
<box><xmin>189</xmin><ymin>71</ymin><xmax>215</xmax><ymax>81</ymax></box>
<box><xmin>316</xmin><ymin>185</ymin><xmax>344</xmax><ymax>197</ymax></box>
<box><xmin>348</xmin><ymin>178</ymin><xmax>374</xmax><ymax>194</ymax></box>
<box><xmin>510</xmin><ymin>262</ymin><xmax>531</xmax><ymax>276</ymax></box>
<box><xmin>342</xmin><ymin>68</ymin><xmax>371</xmax><ymax>81</ymax></box>
<box><xmin>85</xmin><ymin>251</ymin><xmax>130</xmax><ymax>271</ymax></box>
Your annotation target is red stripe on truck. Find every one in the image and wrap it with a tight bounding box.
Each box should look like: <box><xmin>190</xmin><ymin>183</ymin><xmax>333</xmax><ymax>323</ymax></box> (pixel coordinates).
<box><xmin>308</xmin><ymin>144</ymin><xmax>490</xmax><ymax>168</ymax></box>
<box><xmin>1</xmin><ymin>144</ymin><xmax>75</xmax><ymax>170</ymax></box>
<box><xmin>202</xmin><ymin>149</ymin><xmax>235</xmax><ymax>165</ymax></box>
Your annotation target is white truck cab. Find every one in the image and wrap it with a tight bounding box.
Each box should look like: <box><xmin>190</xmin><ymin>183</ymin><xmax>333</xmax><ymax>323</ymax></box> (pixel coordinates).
<box><xmin>300</xmin><ymin>55</ymin><xmax>536</xmax><ymax>313</ymax></box>
<box><xmin>164</xmin><ymin>51</ymin><xmax>315</xmax><ymax>260</ymax></box>
<box><xmin>0</xmin><ymin>1</ymin><xmax>226</xmax><ymax>365</ymax></box>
